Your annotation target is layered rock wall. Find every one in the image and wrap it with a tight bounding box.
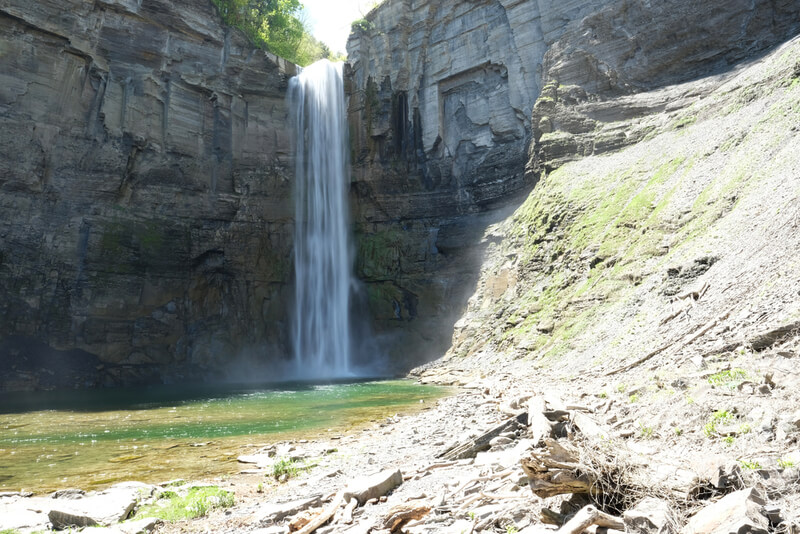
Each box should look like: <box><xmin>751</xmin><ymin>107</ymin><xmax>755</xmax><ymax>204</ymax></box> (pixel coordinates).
<box><xmin>0</xmin><ymin>0</ymin><xmax>297</xmax><ymax>388</ymax></box>
<box><xmin>345</xmin><ymin>0</ymin><xmax>800</xmax><ymax>368</ymax></box>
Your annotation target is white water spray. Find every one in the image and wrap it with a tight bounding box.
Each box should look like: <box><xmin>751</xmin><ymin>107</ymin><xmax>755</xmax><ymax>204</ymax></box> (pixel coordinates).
<box><xmin>289</xmin><ymin>60</ymin><xmax>353</xmax><ymax>379</ymax></box>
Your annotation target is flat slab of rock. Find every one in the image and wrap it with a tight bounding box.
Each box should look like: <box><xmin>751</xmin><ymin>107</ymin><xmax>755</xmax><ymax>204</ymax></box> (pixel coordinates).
<box><xmin>255</xmin><ymin>494</ymin><xmax>323</xmax><ymax>525</ymax></box>
<box><xmin>0</xmin><ymin>496</ymin><xmax>54</xmax><ymax>532</ymax></box>
<box><xmin>343</xmin><ymin>469</ymin><xmax>403</xmax><ymax>505</ymax></box>
<box><xmin>48</xmin><ymin>487</ymin><xmax>141</xmax><ymax>528</ymax></box>
<box><xmin>686</xmin><ymin>488</ymin><xmax>768</xmax><ymax>534</ymax></box>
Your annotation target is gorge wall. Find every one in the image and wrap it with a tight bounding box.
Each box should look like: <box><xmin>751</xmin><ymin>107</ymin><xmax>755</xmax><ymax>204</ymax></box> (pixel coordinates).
<box><xmin>345</xmin><ymin>0</ymin><xmax>800</xmax><ymax>368</ymax></box>
<box><xmin>0</xmin><ymin>0</ymin><xmax>297</xmax><ymax>389</ymax></box>
<box><xmin>2</xmin><ymin>0</ymin><xmax>798</xmax><ymax>390</ymax></box>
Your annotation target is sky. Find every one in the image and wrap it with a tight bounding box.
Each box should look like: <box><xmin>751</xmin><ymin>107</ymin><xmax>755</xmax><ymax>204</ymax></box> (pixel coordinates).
<box><xmin>301</xmin><ymin>0</ymin><xmax>377</xmax><ymax>55</ymax></box>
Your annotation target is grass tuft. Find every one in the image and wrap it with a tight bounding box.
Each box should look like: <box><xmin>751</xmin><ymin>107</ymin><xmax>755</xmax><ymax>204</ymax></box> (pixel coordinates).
<box><xmin>133</xmin><ymin>486</ymin><xmax>234</xmax><ymax>521</ymax></box>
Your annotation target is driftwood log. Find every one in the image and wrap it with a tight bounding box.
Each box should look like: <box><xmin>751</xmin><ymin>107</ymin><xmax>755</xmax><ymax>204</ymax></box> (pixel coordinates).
<box><xmin>520</xmin><ymin>438</ymin><xmax>593</xmax><ymax>498</ymax></box>
<box><xmin>382</xmin><ymin>503</ymin><xmax>432</xmax><ymax>532</ymax></box>
<box><xmin>558</xmin><ymin>505</ymin><xmax>624</xmax><ymax>534</ymax></box>
<box><xmin>295</xmin><ymin>491</ymin><xmax>345</xmax><ymax>534</ymax></box>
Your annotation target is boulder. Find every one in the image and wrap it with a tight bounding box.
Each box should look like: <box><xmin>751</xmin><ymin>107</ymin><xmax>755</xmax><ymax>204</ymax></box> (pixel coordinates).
<box><xmin>343</xmin><ymin>469</ymin><xmax>403</xmax><ymax>505</ymax></box>
<box><xmin>255</xmin><ymin>495</ymin><xmax>323</xmax><ymax>525</ymax></box>
<box><xmin>623</xmin><ymin>497</ymin><xmax>674</xmax><ymax>534</ymax></box>
<box><xmin>689</xmin><ymin>455</ymin><xmax>743</xmax><ymax>490</ymax></box>
<box><xmin>686</xmin><ymin>488</ymin><xmax>768</xmax><ymax>534</ymax></box>
<box><xmin>48</xmin><ymin>487</ymin><xmax>140</xmax><ymax>528</ymax></box>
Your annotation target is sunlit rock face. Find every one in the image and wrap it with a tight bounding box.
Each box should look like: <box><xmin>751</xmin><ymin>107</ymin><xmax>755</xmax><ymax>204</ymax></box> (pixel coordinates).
<box><xmin>0</xmin><ymin>0</ymin><xmax>297</xmax><ymax>389</ymax></box>
<box><xmin>345</xmin><ymin>0</ymin><xmax>800</xmax><ymax>368</ymax></box>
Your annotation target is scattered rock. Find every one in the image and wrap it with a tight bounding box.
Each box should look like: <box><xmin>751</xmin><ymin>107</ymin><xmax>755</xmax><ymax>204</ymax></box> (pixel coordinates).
<box><xmin>256</xmin><ymin>495</ymin><xmax>323</xmax><ymax>525</ymax></box>
<box><xmin>119</xmin><ymin>517</ymin><xmax>160</xmax><ymax>534</ymax></box>
<box><xmin>52</xmin><ymin>488</ymin><xmax>86</xmax><ymax>500</ymax></box>
<box><xmin>343</xmin><ymin>469</ymin><xmax>403</xmax><ymax>505</ymax></box>
<box><xmin>623</xmin><ymin>497</ymin><xmax>674</xmax><ymax>534</ymax></box>
<box><xmin>686</xmin><ymin>488</ymin><xmax>768</xmax><ymax>534</ymax></box>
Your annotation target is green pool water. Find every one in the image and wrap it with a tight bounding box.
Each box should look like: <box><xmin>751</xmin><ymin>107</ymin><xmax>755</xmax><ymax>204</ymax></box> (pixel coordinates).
<box><xmin>0</xmin><ymin>380</ymin><xmax>447</xmax><ymax>494</ymax></box>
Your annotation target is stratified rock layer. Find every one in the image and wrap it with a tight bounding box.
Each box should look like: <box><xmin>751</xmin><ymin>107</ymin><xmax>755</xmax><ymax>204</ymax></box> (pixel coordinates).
<box><xmin>345</xmin><ymin>0</ymin><xmax>799</xmax><ymax>368</ymax></box>
<box><xmin>0</xmin><ymin>0</ymin><xmax>297</xmax><ymax>388</ymax></box>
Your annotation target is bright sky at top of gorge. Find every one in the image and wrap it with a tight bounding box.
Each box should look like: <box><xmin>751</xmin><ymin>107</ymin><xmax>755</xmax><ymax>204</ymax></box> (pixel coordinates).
<box><xmin>301</xmin><ymin>0</ymin><xmax>377</xmax><ymax>54</ymax></box>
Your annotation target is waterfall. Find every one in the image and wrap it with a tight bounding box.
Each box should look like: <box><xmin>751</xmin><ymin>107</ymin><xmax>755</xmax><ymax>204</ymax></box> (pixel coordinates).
<box><xmin>289</xmin><ymin>60</ymin><xmax>353</xmax><ymax>379</ymax></box>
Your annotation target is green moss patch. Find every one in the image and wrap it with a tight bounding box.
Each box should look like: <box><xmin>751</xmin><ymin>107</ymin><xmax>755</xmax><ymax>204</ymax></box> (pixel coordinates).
<box><xmin>133</xmin><ymin>486</ymin><xmax>234</xmax><ymax>521</ymax></box>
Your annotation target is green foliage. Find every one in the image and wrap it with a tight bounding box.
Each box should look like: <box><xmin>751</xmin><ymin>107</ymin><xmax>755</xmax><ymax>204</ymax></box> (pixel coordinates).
<box><xmin>674</xmin><ymin>115</ymin><xmax>697</xmax><ymax>129</ymax></box>
<box><xmin>134</xmin><ymin>486</ymin><xmax>234</xmax><ymax>521</ymax></box>
<box><xmin>211</xmin><ymin>0</ymin><xmax>339</xmax><ymax>66</ymax></box>
<box><xmin>351</xmin><ymin>18</ymin><xmax>374</xmax><ymax>33</ymax></box>
<box><xmin>739</xmin><ymin>459</ymin><xmax>762</xmax><ymax>470</ymax></box>
<box><xmin>724</xmin><ymin>436</ymin><xmax>735</xmax><ymax>446</ymax></box>
<box><xmin>707</xmin><ymin>368</ymin><xmax>748</xmax><ymax>388</ymax></box>
<box><xmin>271</xmin><ymin>457</ymin><xmax>313</xmax><ymax>480</ymax></box>
<box><xmin>778</xmin><ymin>457</ymin><xmax>796</xmax><ymax>468</ymax></box>
<box><xmin>703</xmin><ymin>410</ymin><xmax>733</xmax><ymax>438</ymax></box>
<box><xmin>638</xmin><ymin>423</ymin><xmax>654</xmax><ymax>439</ymax></box>
<box><xmin>628</xmin><ymin>394</ymin><xmax>640</xmax><ymax>403</ymax></box>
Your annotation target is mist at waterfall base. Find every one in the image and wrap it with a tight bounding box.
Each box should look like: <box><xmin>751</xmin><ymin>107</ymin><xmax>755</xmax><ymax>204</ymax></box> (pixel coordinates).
<box><xmin>288</xmin><ymin>59</ymin><xmax>386</xmax><ymax>380</ymax></box>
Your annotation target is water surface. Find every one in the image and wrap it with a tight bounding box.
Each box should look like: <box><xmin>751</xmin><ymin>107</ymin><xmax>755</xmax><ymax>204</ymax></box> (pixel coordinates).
<box><xmin>0</xmin><ymin>380</ymin><xmax>446</xmax><ymax>493</ymax></box>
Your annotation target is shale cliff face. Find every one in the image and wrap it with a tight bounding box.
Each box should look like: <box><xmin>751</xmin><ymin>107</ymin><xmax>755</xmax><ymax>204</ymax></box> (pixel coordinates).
<box><xmin>0</xmin><ymin>0</ymin><xmax>296</xmax><ymax>389</ymax></box>
<box><xmin>3</xmin><ymin>0</ymin><xmax>799</xmax><ymax>389</ymax></box>
<box><xmin>345</xmin><ymin>0</ymin><xmax>800</xmax><ymax>368</ymax></box>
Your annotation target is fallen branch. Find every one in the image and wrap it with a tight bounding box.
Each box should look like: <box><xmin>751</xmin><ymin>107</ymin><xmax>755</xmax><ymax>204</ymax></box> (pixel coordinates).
<box><xmin>682</xmin><ymin>310</ymin><xmax>731</xmax><ymax>347</ymax></box>
<box><xmin>479</xmin><ymin>491</ymin><xmax>530</xmax><ymax>501</ymax></box>
<box><xmin>558</xmin><ymin>505</ymin><xmax>624</xmax><ymax>534</ymax></box>
<box><xmin>342</xmin><ymin>498</ymin><xmax>358</xmax><ymax>525</ymax></box>
<box><xmin>674</xmin><ymin>281</ymin><xmax>710</xmax><ymax>302</ymax></box>
<box><xmin>660</xmin><ymin>308</ymin><xmax>686</xmax><ymax>326</ymax></box>
<box><xmin>606</xmin><ymin>309</ymin><xmax>731</xmax><ymax>376</ymax></box>
<box><xmin>296</xmin><ymin>491</ymin><xmax>345</xmax><ymax>534</ymax></box>
<box><xmin>447</xmin><ymin>468</ymin><xmax>513</xmax><ymax>500</ymax></box>
<box><xmin>416</xmin><ymin>461</ymin><xmax>458</xmax><ymax>473</ymax></box>
<box><xmin>382</xmin><ymin>503</ymin><xmax>431</xmax><ymax>532</ymax></box>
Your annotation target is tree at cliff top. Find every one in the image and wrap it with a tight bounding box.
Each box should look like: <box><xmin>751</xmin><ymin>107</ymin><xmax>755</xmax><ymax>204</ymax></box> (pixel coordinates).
<box><xmin>212</xmin><ymin>0</ymin><xmax>339</xmax><ymax>66</ymax></box>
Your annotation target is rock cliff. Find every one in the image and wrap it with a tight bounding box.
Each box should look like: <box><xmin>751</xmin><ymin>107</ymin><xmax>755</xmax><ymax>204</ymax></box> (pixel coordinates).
<box><xmin>3</xmin><ymin>0</ymin><xmax>799</xmax><ymax>389</ymax></box>
<box><xmin>0</xmin><ymin>0</ymin><xmax>297</xmax><ymax>389</ymax></box>
<box><xmin>345</xmin><ymin>0</ymin><xmax>800</xmax><ymax>368</ymax></box>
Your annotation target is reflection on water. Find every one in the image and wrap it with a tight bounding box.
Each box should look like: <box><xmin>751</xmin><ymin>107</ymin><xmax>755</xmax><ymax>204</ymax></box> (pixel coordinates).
<box><xmin>0</xmin><ymin>380</ymin><xmax>446</xmax><ymax>493</ymax></box>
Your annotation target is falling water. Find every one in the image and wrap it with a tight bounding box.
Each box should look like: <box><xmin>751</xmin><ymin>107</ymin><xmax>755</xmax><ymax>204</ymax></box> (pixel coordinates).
<box><xmin>289</xmin><ymin>60</ymin><xmax>353</xmax><ymax>379</ymax></box>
